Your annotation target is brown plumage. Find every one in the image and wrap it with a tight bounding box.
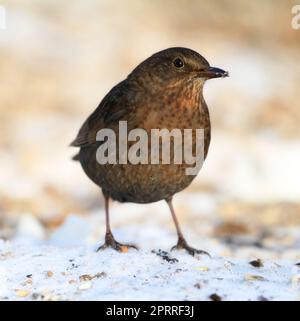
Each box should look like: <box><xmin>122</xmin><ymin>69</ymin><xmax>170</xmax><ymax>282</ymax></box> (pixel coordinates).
<box><xmin>71</xmin><ymin>47</ymin><xmax>228</xmax><ymax>255</ymax></box>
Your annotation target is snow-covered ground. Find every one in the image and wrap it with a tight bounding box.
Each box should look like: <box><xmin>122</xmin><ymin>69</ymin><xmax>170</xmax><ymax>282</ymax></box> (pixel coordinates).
<box><xmin>1</xmin><ymin>208</ymin><xmax>300</xmax><ymax>301</ymax></box>
<box><xmin>1</xmin><ymin>240</ymin><xmax>299</xmax><ymax>301</ymax></box>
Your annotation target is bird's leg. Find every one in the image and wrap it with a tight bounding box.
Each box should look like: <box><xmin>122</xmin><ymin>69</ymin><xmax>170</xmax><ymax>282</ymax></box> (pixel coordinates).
<box><xmin>97</xmin><ymin>195</ymin><xmax>138</xmax><ymax>252</ymax></box>
<box><xmin>167</xmin><ymin>198</ymin><xmax>210</xmax><ymax>257</ymax></box>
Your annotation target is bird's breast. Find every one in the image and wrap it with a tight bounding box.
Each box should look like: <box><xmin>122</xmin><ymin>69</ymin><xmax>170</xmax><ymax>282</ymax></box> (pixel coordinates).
<box><xmin>142</xmin><ymin>93</ymin><xmax>209</xmax><ymax>131</ymax></box>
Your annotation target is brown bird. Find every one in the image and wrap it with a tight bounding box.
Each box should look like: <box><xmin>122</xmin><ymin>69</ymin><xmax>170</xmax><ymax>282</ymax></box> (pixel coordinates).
<box><xmin>71</xmin><ymin>47</ymin><xmax>228</xmax><ymax>256</ymax></box>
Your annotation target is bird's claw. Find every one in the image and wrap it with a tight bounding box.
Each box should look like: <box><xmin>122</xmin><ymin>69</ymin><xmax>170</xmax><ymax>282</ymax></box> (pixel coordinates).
<box><xmin>97</xmin><ymin>233</ymin><xmax>138</xmax><ymax>253</ymax></box>
<box><xmin>171</xmin><ymin>238</ymin><xmax>211</xmax><ymax>257</ymax></box>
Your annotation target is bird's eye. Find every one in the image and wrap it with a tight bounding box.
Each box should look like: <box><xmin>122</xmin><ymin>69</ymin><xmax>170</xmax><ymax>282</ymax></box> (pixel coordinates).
<box><xmin>173</xmin><ymin>58</ymin><xmax>184</xmax><ymax>68</ymax></box>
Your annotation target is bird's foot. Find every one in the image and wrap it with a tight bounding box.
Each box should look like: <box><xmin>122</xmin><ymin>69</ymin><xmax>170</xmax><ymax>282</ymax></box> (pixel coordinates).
<box><xmin>171</xmin><ymin>237</ymin><xmax>211</xmax><ymax>257</ymax></box>
<box><xmin>97</xmin><ymin>233</ymin><xmax>138</xmax><ymax>253</ymax></box>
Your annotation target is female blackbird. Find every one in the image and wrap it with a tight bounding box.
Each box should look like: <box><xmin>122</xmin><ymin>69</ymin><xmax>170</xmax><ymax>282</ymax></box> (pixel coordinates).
<box><xmin>71</xmin><ymin>47</ymin><xmax>228</xmax><ymax>256</ymax></box>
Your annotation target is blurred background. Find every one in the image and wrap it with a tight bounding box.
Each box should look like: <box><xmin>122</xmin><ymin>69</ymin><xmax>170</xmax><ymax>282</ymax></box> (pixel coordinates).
<box><xmin>0</xmin><ymin>0</ymin><xmax>300</xmax><ymax>258</ymax></box>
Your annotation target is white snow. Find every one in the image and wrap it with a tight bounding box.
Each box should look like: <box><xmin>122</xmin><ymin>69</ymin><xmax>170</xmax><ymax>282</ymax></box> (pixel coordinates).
<box><xmin>0</xmin><ymin>239</ymin><xmax>299</xmax><ymax>301</ymax></box>
<box><xmin>1</xmin><ymin>212</ymin><xmax>300</xmax><ymax>301</ymax></box>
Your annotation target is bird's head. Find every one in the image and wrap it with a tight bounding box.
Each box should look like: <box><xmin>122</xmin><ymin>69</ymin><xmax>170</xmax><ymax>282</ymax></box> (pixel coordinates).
<box><xmin>129</xmin><ymin>47</ymin><xmax>229</xmax><ymax>90</ymax></box>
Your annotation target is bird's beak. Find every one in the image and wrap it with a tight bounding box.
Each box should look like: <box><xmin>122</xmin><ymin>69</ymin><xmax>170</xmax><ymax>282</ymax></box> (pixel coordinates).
<box><xmin>201</xmin><ymin>66</ymin><xmax>229</xmax><ymax>79</ymax></box>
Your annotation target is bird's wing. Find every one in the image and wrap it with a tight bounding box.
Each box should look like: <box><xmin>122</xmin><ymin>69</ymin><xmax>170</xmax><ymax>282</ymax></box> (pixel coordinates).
<box><xmin>70</xmin><ymin>80</ymin><xmax>135</xmax><ymax>148</ymax></box>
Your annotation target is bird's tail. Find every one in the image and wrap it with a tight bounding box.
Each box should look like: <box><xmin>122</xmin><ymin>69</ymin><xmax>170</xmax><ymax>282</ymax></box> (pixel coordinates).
<box><xmin>72</xmin><ymin>153</ymin><xmax>80</xmax><ymax>161</ymax></box>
